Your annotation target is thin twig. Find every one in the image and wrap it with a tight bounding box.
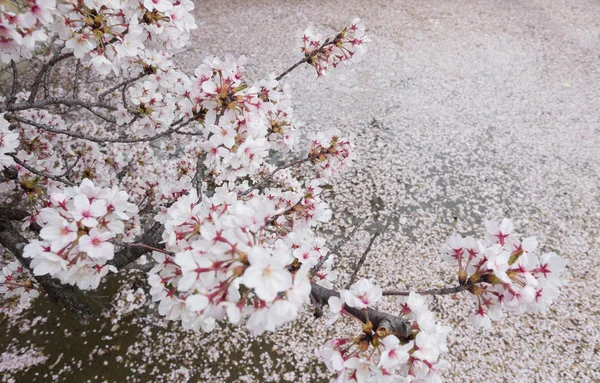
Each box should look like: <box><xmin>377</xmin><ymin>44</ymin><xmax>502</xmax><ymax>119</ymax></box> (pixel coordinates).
<box><xmin>382</xmin><ymin>283</ymin><xmax>471</xmax><ymax>297</ymax></box>
<box><xmin>3</xmin><ymin>97</ymin><xmax>118</xmax><ymax>113</ymax></box>
<box><xmin>346</xmin><ymin>232</ymin><xmax>380</xmax><ymax>288</ymax></box>
<box><xmin>10</xmin><ymin>154</ymin><xmax>76</xmax><ymax>186</ymax></box>
<box><xmin>9</xmin><ymin>60</ymin><xmax>18</xmax><ymax>104</ymax></box>
<box><xmin>238</xmin><ymin>157</ymin><xmax>311</xmax><ymax>197</ymax></box>
<box><xmin>8</xmin><ymin>113</ymin><xmax>197</xmax><ymax>144</ymax></box>
<box><xmin>275</xmin><ymin>40</ymin><xmax>335</xmax><ymax>81</ymax></box>
<box><xmin>275</xmin><ymin>59</ymin><xmax>309</xmax><ymax>82</ymax></box>
<box><xmin>60</xmin><ymin>154</ymin><xmax>82</xmax><ymax>179</ymax></box>
<box><xmin>312</xmin><ymin>225</ymin><xmax>360</xmax><ymax>275</ymax></box>
<box><xmin>99</xmin><ymin>72</ymin><xmax>146</xmax><ymax>101</ymax></box>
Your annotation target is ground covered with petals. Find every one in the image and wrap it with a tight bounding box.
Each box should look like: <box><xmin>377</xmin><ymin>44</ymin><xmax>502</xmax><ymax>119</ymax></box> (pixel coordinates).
<box><xmin>1</xmin><ymin>0</ymin><xmax>599</xmax><ymax>382</ymax></box>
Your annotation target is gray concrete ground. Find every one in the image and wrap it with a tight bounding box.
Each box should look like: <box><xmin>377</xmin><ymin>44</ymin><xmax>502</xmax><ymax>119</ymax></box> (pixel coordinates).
<box><xmin>1</xmin><ymin>0</ymin><xmax>599</xmax><ymax>382</ymax></box>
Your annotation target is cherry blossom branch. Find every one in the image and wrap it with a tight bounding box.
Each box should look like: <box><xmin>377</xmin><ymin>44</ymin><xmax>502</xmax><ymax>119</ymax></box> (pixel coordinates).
<box><xmin>346</xmin><ymin>231</ymin><xmax>380</xmax><ymax>289</ymax></box>
<box><xmin>382</xmin><ymin>283</ymin><xmax>471</xmax><ymax>297</ymax></box>
<box><xmin>0</xmin><ymin>219</ymin><xmax>93</xmax><ymax>323</ymax></box>
<box><xmin>310</xmin><ymin>282</ymin><xmax>411</xmax><ymax>340</ymax></box>
<box><xmin>238</xmin><ymin>157</ymin><xmax>311</xmax><ymax>197</ymax></box>
<box><xmin>27</xmin><ymin>49</ymin><xmax>71</xmax><ymax>104</ymax></box>
<box><xmin>275</xmin><ymin>40</ymin><xmax>335</xmax><ymax>81</ymax></box>
<box><xmin>7</xmin><ymin>113</ymin><xmax>198</xmax><ymax>144</ymax></box>
<box><xmin>60</xmin><ymin>154</ymin><xmax>82</xmax><ymax>179</ymax></box>
<box><xmin>275</xmin><ymin>39</ymin><xmax>336</xmax><ymax>81</ymax></box>
<box><xmin>265</xmin><ymin>197</ymin><xmax>304</xmax><ymax>227</ymax></box>
<box><xmin>2</xmin><ymin>97</ymin><xmax>118</xmax><ymax>113</ymax></box>
<box><xmin>99</xmin><ymin>72</ymin><xmax>147</xmax><ymax>101</ymax></box>
<box><xmin>312</xmin><ymin>225</ymin><xmax>360</xmax><ymax>274</ymax></box>
<box><xmin>9</xmin><ymin>60</ymin><xmax>18</xmax><ymax>104</ymax></box>
<box><xmin>9</xmin><ymin>154</ymin><xmax>76</xmax><ymax>186</ymax></box>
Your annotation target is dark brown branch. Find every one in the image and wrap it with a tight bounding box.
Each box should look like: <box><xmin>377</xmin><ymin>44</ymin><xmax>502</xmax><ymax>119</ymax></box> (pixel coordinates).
<box><xmin>8</xmin><ymin>60</ymin><xmax>18</xmax><ymax>104</ymax></box>
<box><xmin>10</xmin><ymin>154</ymin><xmax>76</xmax><ymax>186</ymax></box>
<box><xmin>0</xmin><ymin>219</ymin><xmax>93</xmax><ymax>323</ymax></box>
<box><xmin>312</xmin><ymin>225</ymin><xmax>360</xmax><ymax>274</ymax></box>
<box><xmin>346</xmin><ymin>232</ymin><xmax>380</xmax><ymax>288</ymax></box>
<box><xmin>60</xmin><ymin>154</ymin><xmax>82</xmax><ymax>179</ymax></box>
<box><xmin>0</xmin><ymin>207</ymin><xmax>30</xmax><ymax>221</ymax></box>
<box><xmin>108</xmin><ymin>222</ymin><xmax>164</xmax><ymax>269</ymax></box>
<box><xmin>382</xmin><ymin>283</ymin><xmax>471</xmax><ymax>297</ymax></box>
<box><xmin>311</xmin><ymin>282</ymin><xmax>411</xmax><ymax>340</ymax></box>
<box><xmin>27</xmin><ymin>49</ymin><xmax>71</xmax><ymax>104</ymax></box>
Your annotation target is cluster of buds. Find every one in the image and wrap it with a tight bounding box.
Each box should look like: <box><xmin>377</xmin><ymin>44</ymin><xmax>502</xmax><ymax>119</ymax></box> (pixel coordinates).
<box><xmin>299</xmin><ymin>18</ymin><xmax>368</xmax><ymax>76</ymax></box>
<box><xmin>441</xmin><ymin>219</ymin><xmax>566</xmax><ymax>329</ymax></box>
<box><xmin>308</xmin><ymin>129</ymin><xmax>355</xmax><ymax>178</ymax></box>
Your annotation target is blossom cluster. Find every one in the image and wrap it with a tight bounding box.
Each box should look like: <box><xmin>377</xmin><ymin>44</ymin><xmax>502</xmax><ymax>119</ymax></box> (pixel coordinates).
<box><xmin>0</xmin><ymin>261</ymin><xmax>39</xmax><ymax>312</ymax></box>
<box><xmin>321</xmin><ymin>278</ymin><xmax>451</xmax><ymax>382</ymax></box>
<box><xmin>22</xmin><ymin>179</ymin><xmax>139</xmax><ymax>289</ymax></box>
<box><xmin>308</xmin><ymin>130</ymin><xmax>356</xmax><ymax>178</ymax></box>
<box><xmin>440</xmin><ymin>218</ymin><xmax>567</xmax><ymax>329</ymax></box>
<box><xmin>148</xmin><ymin>181</ymin><xmax>337</xmax><ymax>335</ymax></box>
<box><xmin>0</xmin><ymin>0</ymin><xmax>57</xmax><ymax>63</ymax></box>
<box><xmin>299</xmin><ymin>18</ymin><xmax>368</xmax><ymax>76</ymax></box>
<box><xmin>1</xmin><ymin>0</ymin><xmax>196</xmax><ymax>73</ymax></box>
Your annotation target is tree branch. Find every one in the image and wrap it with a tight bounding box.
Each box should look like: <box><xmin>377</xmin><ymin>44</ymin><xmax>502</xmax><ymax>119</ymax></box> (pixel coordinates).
<box><xmin>346</xmin><ymin>231</ymin><xmax>380</xmax><ymax>288</ymax></box>
<box><xmin>312</xmin><ymin>225</ymin><xmax>360</xmax><ymax>274</ymax></box>
<box><xmin>3</xmin><ymin>97</ymin><xmax>118</xmax><ymax>113</ymax></box>
<box><xmin>27</xmin><ymin>49</ymin><xmax>71</xmax><ymax>104</ymax></box>
<box><xmin>311</xmin><ymin>282</ymin><xmax>411</xmax><ymax>340</ymax></box>
<box><xmin>99</xmin><ymin>72</ymin><xmax>146</xmax><ymax>101</ymax></box>
<box><xmin>10</xmin><ymin>154</ymin><xmax>76</xmax><ymax>186</ymax></box>
<box><xmin>108</xmin><ymin>222</ymin><xmax>164</xmax><ymax>269</ymax></box>
<box><xmin>238</xmin><ymin>157</ymin><xmax>311</xmax><ymax>197</ymax></box>
<box><xmin>7</xmin><ymin>113</ymin><xmax>197</xmax><ymax>144</ymax></box>
<box><xmin>8</xmin><ymin>60</ymin><xmax>18</xmax><ymax>104</ymax></box>
<box><xmin>275</xmin><ymin>40</ymin><xmax>335</xmax><ymax>81</ymax></box>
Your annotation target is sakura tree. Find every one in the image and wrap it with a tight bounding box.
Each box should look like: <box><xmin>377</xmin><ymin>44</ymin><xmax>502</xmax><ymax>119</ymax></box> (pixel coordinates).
<box><xmin>0</xmin><ymin>1</ymin><xmax>566</xmax><ymax>381</ymax></box>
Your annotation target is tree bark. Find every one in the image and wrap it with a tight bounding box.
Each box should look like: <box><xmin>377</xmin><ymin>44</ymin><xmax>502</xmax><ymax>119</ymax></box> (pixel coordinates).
<box><xmin>311</xmin><ymin>282</ymin><xmax>411</xmax><ymax>340</ymax></box>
